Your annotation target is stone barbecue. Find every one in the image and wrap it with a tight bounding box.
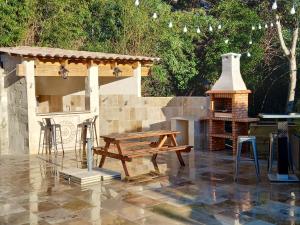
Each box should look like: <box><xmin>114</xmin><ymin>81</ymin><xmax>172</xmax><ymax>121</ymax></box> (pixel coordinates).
<box><xmin>206</xmin><ymin>53</ymin><xmax>258</xmax><ymax>152</ymax></box>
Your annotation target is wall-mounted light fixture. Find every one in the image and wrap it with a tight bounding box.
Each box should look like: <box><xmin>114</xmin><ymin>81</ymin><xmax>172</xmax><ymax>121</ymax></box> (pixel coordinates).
<box><xmin>113</xmin><ymin>67</ymin><xmax>122</xmax><ymax>77</ymax></box>
<box><xmin>59</xmin><ymin>65</ymin><xmax>69</xmax><ymax>79</ymax></box>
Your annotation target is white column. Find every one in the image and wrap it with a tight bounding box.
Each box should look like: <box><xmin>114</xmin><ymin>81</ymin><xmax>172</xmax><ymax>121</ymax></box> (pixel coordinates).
<box><xmin>24</xmin><ymin>60</ymin><xmax>39</xmax><ymax>154</ymax></box>
<box><xmin>133</xmin><ymin>62</ymin><xmax>142</xmax><ymax>97</ymax></box>
<box><xmin>88</xmin><ymin>63</ymin><xmax>99</xmax><ymax>115</ymax></box>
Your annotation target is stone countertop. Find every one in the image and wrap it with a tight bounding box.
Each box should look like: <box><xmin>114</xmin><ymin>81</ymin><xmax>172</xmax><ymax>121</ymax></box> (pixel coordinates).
<box><xmin>36</xmin><ymin>111</ymin><xmax>91</xmax><ymax>116</ymax></box>
<box><xmin>171</xmin><ymin>116</ymin><xmax>207</xmax><ymax>121</ymax></box>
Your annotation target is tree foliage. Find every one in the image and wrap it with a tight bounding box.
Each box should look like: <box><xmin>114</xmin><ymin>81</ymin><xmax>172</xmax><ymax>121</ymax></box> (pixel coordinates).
<box><xmin>0</xmin><ymin>0</ymin><xmax>299</xmax><ymax>114</ymax></box>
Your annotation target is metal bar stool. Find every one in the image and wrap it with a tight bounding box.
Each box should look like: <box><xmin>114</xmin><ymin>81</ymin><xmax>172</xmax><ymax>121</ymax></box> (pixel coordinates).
<box><xmin>235</xmin><ymin>136</ymin><xmax>260</xmax><ymax>181</ymax></box>
<box><xmin>75</xmin><ymin>116</ymin><xmax>98</xmax><ymax>158</ymax></box>
<box><xmin>42</xmin><ymin>118</ymin><xmax>64</xmax><ymax>155</ymax></box>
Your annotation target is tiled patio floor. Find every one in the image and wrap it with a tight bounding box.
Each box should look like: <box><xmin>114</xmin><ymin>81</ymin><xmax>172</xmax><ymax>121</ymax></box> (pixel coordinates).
<box><xmin>0</xmin><ymin>150</ymin><xmax>299</xmax><ymax>225</ymax></box>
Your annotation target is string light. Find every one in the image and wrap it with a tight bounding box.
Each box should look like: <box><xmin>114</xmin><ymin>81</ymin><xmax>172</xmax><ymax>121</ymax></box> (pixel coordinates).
<box><xmin>247</xmin><ymin>51</ymin><xmax>251</xmax><ymax>57</ymax></box>
<box><xmin>168</xmin><ymin>21</ymin><xmax>173</xmax><ymax>28</ymax></box>
<box><xmin>218</xmin><ymin>24</ymin><xmax>222</xmax><ymax>30</ymax></box>
<box><xmin>196</xmin><ymin>27</ymin><xmax>201</xmax><ymax>34</ymax></box>
<box><xmin>291</xmin><ymin>5</ymin><xmax>296</xmax><ymax>15</ymax></box>
<box><xmin>134</xmin><ymin>0</ymin><xmax>139</xmax><ymax>6</ymax></box>
<box><xmin>270</xmin><ymin>22</ymin><xmax>274</xmax><ymax>27</ymax></box>
<box><xmin>258</xmin><ymin>24</ymin><xmax>262</xmax><ymax>30</ymax></box>
<box><xmin>183</xmin><ymin>25</ymin><xmax>188</xmax><ymax>33</ymax></box>
<box><xmin>265</xmin><ymin>24</ymin><xmax>268</xmax><ymax>29</ymax></box>
<box><xmin>272</xmin><ymin>0</ymin><xmax>278</xmax><ymax>10</ymax></box>
<box><xmin>209</xmin><ymin>25</ymin><xmax>213</xmax><ymax>32</ymax></box>
<box><xmin>152</xmin><ymin>12</ymin><xmax>158</xmax><ymax>19</ymax></box>
<box><xmin>249</xmin><ymin>40</ymin><xmax>253</xmax><ymax>45</ymax></box>
<box><xmin>225</xmin><ymin>39</ymin><xmax>229</xmax><ymax>44</ymax></box>
<box><xmin>276</xmin><ymin>20</ymin><xmax>279</xmax><ymax>25</ymax></box>
<box><xmin>252</xmin><ymin>26</ymin><xmax>255</xmax><ymax>30</ymax></box>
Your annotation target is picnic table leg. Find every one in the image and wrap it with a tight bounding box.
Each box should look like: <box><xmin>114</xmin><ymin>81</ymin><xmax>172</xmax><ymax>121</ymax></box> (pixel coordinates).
<box><xmin>99</xmin><ymin>141</ymin><xmax>110</xmax><ymax>168</ymax></box>
<box><xmin>116</xmin><ymin>142</ymin><xmax>130</xmax><ymax>177</ymax></box>
<box><xmin>170</xmin><ymin>134</ymin><xmax>185</xmax><ymax>167</ymax></box>
<box><xmin>151</xmin><ymin>154</ymin><xmax>160</xmax><ymax>173</ymax></box>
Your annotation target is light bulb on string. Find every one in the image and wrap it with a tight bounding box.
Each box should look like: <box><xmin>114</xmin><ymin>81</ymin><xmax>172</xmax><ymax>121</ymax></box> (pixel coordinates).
<box><xmin>270</xmin><ymin>22</ymin><xmax>274</xmax><ymax>27</ymax></box>
<box><xmin>265</xmin><ymin>24</ymin><xmax>268</xmax><ymax>29</ymax></box>
<box><xmin>168</xmin><ymin>21</ymin><xmax>173</xmax><ymax>28</ymax></box>
<box><xmin>183</xmin><ymin>25</ymin><xmax>188</xmax><ymax>33</ymax></box>
<box><xmin>249</xmin><ymin>40</ymin><xmax>253</xmax><ymax>45</ymax></box>
<box><xmin>196</xmin><ymin>27</ymin><xmax>201</xmax><ymax>34</ymax></box>
<box><xmin>224</xmin><ymin>39</ymin><xmax>229</xmax><ymax>44</ymax></box>
<box><xmin>134</xmin><ymin>0</ymin><xmax>139</xmax><ymax>6</ymax></box>
<box><xmin>152</xmin><ymin>12</ymin><xmax>158</xmax><ymax>19</ymax></box>
<box><xmin>209</xmin><ymin>25</ymin><xmax>213</xmax><ymax>32</ymax></box>
<box><xmin>272</xmin><ymin>0</ymin><xmax>277</xmax><ymax>10</ymax></box>
<box><xmin>252</xmin><ymin>26</ymin><xmax>255</xmax><ymax>30</ymax></box>
<box><xmin>291</xmin><ymin>5</ymin><xmax>296</xmax><ymax>15</ymax></box>
<box><xmin>247</xmin><ymin>51</ymin><xmax>251</xmax><ymax>57</ymax></box>
<box><xmin>218</xmin><ymin>24</ymin><xmax>222</xmax><ymax>30</ymax></box>
<box><xmin>276</xmin><ymin>20</ymin><xmax>279</xmax><ymax>25</ymax></box>
<box><xmin>258</xmin><ymin>24</ymin><xmax>262</xmax><ymax>30</ymax></box>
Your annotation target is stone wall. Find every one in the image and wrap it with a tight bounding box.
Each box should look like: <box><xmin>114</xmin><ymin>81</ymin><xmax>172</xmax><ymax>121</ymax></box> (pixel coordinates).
<box><xmin>0</xmin><ymin>55</ymin><xmax>29</xmax><ymax>154</ymax></box>
<box><xmin>0</xmin><ymin>68</ymin><xmax>9</xmax><ymax>154</ymax></box>
<box><xmin>98</xmin><ymin>95</ymin><xmax>209</xmax><ymax>148</ymax></box>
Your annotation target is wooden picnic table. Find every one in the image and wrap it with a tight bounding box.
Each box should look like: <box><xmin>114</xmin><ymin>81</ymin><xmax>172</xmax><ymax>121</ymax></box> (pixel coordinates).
<box><xmin>93</xmin><ymin>130</ymin><xmax>193</xmax><ymax>177</ymax></box>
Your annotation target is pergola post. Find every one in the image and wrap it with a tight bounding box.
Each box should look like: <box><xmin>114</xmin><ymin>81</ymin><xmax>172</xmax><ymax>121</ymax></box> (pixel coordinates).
<box><xmin>133</xmin><ymin>62</ymin><xmax>142</xmax><ymax>97</ymax></box>
<box><xmin>24</xmin><ymin>60</ymin><xmax>39</xmax><ymax>154</ymax></box>
<box><xmin>87</xmin><ymin>62</ymin><xmax>100</xmax><ymax>142</ymax></box>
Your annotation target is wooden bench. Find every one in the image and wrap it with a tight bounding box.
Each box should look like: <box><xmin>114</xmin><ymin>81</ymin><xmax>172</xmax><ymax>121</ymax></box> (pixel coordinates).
<box><xmin>93</xmin><ymin>130</ymin><xmax>193</xmax><ymax>177</ymax></box>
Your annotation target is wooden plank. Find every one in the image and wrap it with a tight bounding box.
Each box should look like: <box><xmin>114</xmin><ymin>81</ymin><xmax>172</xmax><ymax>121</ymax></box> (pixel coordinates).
<box><xmin>100</xmin><ymin>130</ymin><xmax>181</xmax><ymax>141</ymax></box>
<box><xmin>141</xmin><ymin>66</ymin><xmax>150</xmax><ymax>76</ymax></box>
<box><xmin>93</xmin><ymin>149</ymin><xmax>131</xmax><ymax>161</ymax></box>
<box><xmin>124</xmin><ymin>145</ymin><xmax>192</xmax><ymax>158</ymax></box>
<box><xmin>16</xmin><ymin>64</ymin><xmax>25</xmax><ymax>76</ymax></box>
<box><xmin>35</xmin><ymin>62</ymin><xmax>88</xmax><ymax>77</ymax></box>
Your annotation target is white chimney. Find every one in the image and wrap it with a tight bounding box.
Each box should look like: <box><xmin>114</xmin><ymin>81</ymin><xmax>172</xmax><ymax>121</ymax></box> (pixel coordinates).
<box><xmin>211</xmin><ymin>53</ymin><xmax>247</xmax><ymax>91</ymax></box>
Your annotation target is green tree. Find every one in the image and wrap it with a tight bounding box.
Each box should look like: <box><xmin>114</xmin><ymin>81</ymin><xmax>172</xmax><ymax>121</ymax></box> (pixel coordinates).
<box><xmin>0</xmin><ymin>0</ymin><xmax>31</xmax><ymax>46</ymax></box>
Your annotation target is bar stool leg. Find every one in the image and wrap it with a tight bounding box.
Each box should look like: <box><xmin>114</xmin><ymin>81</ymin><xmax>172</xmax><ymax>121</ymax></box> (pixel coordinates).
<box><xmin>42</xmin><ymin>129</ymin><xmax>46</xmax><ymax>155</ymax></box>
<box><xmin>38</xmin><ymin>128</ymin><xmax>43</xmax><ymax>154</ymax></box>
<box><xmin>52</xmin><ymin>127</ymin><xmax>58</xmax><ymax>155</ymax></box>
<box><xmin>235</xmin><ymin>141</ymin><xmax>242</xmax><ymax>181</ymax></box>
<box><xmin>251</xmin><ymin>140</ymin><xmax>260</xmax><ymax>180</ymax></box>
<box><xmin>58</xmin><ymin>126</ymin><xmax>64</xmax><ymax>155</ymax></box>
<box><xmin>75</xmin><ymin>126</ymin><xmax>80</xmax><ymax>158</ymax></box>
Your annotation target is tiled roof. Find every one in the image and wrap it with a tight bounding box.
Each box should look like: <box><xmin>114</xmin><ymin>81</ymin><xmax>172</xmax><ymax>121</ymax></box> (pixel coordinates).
<box><xmin>0</xmin><ymin>46</ymin><xmax>160</xmax><ymax>62</ymax></box>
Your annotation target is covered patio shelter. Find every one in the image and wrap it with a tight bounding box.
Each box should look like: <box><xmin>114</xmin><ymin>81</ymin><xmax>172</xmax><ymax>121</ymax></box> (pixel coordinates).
<box><xmin>0</xmin><ymin>46</ymin><xmax>159</xmax><ymax>155</ymax></box>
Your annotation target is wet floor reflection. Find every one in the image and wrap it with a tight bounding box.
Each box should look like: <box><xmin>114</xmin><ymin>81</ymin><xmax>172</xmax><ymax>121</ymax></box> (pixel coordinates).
<box><xmin>0</xmin><ymin>150</ymin><xmax>299</xmax><ymax>225</ymax></box>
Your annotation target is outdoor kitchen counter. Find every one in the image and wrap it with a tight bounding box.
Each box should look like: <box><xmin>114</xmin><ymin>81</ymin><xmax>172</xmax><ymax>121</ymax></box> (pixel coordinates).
<box><xmin>36</xmin><ymin>111</ymin><xmax>91</xmax><ymax>116</ymax></box>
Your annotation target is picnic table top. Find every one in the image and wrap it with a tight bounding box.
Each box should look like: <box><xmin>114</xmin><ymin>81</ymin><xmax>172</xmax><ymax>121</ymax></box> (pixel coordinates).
<box><xmin>100</xmin><ymin>130</ymin><xmax>180</xmax><ymax>141</ymax></box>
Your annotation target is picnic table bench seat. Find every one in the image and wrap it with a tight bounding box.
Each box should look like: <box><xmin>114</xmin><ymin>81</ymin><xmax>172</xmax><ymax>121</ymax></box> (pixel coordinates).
<box><xmin>93</xmin><ymin>144</ymin><xmax>192</xmax><ymax>160</ymax></box>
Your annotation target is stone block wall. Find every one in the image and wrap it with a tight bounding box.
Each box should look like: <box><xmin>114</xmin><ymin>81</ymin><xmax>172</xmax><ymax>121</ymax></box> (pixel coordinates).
<box><xmin>0</xmin><ymin>68</ymin><xmax>9</xmax><ymax>154</ymax></box>
<box><xmin>98</xmin><ymin>95</ymin><xmax>209</xmax><ymax>148</ymax></box>
<box><xmin>0</xmin><ymin>55</ymin><xmax>29</xmax><ymax>154</ymax></box>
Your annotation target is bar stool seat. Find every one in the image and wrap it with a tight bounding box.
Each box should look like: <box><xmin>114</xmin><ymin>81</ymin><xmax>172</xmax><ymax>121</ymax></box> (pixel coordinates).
<box><xmin>235</xmin><ymin>136</ymin><xmax>260</xmax><ymax>181</ymax></box>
